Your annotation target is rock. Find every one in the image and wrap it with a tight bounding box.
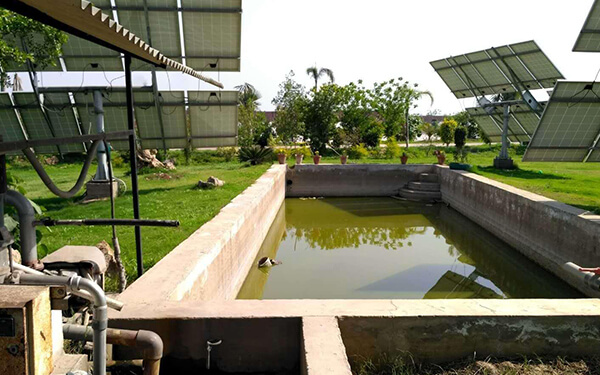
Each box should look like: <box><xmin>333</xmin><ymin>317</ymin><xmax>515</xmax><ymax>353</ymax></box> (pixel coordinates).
<box><xmin>137</xmin><ymin>149</ymin><xmax>165</xmax><ymax>169</ymax></box>
<box><xmin>164</xmin><ymin>159</ymin><xmax>176</xmax><ymax>170</ymax></box>
<box><xmin>198</xmin><ymin>176</ymin><xmax>225</xmax><ymax>189</ymax></box>
<box><xmin>44</xmin><ymin>156</ymin><xmax>59</xmax><ymax>165</ymax></box>
<box><xmin>10</xmin><ymin>249</ymin><xmax>21</xmax><ymax>264</ymax></box>
<box><xmin>96</xmin><ymin>241</ymin><xmax>117</xmax><ymax>275</ymax></box>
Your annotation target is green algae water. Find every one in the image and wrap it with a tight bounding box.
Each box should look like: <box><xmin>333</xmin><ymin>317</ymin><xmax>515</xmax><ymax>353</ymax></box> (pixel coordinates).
<box><xmin>238</xmin><ymin>198</ymin><xmax>581</xmax><ymax>300</ymax></box>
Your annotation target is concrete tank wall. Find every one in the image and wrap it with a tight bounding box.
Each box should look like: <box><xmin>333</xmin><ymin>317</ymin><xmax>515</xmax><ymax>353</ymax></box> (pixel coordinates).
<box><xmin>437</xmin><ymin>166</ymin><xmax>600</xmax><ymax>297</ymax></box>
<box><xmin>116</xmin><ymin>165</ymin><xmax>287</xmax><ymax>305</ymax></box>
<box><xmin>286</xmin><ymin>164</ymin><xmax>435</xmax><ymax>197</ymax></box>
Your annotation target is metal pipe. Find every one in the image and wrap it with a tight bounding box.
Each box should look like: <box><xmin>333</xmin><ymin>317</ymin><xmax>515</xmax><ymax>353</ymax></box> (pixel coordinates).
<box><xmin>563</xmin><ymin>262</ymin><xmax>600</xmax><ymax>292</ymax></box>
<box><xmin>125</xmin><ymin>55</ymin><xmax>144</xmax><ymax>277</ymax></box>
<box><xmin>500</xmin><ymin>103</ymin><xmax>510</xmax><ymax>160</ymax></box>
<box><xmin>23</xmin><ymin>141</ymin><xmax>100</xmax><ymax>199</ymax></box>
<box><xmin>11</xmin><ymin>262</ymin><xmax>124</xmax><ymax>310</ymax></box>
<box><xmin>19</xmin><ymin>274</ymin><xmax>107</xmax><ymax>375</ymax></box>
<box><xmin>63</xmin><ymin>324</ymin><xmax>163</xmax><ymax>375</ymax></box>
<box><xmin>5</xmin><ymin>190</ymin><xmax>41</xmax><ymax>269</ymax></box>
<box><xmin>34</xmin><ymin>218</ymin><xmax>180</xmax><ymax>227</ymax></box>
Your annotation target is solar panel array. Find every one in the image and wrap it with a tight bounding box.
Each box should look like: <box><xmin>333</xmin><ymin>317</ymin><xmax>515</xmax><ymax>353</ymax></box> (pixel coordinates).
<box><xmin>430</xmin><ymin>41</ymin><xmax>564</xmax><ymax>99</ymax></box>
<box><xmin>523</xmin><ymin>82</ymin><xmax>600</xmax><ymax>162</ymax></box>
<box><xmin>55</xmin><ymin>0</ymin><xmax>242</xmax><ymax>72</ymax></box>
<box><xmin>467</xmin><ymin>103</ymin><xmax>546</xmax><ymax>143</ymax></box>
<box><xmin>574</xmin><ymin>0</ymin><xmax>600</xmax><ymax>52</ymax></box>
<box><xmin>0</xmin><ymin>89</ymin><xmax>239</xmax><ymax>153</ymax></box>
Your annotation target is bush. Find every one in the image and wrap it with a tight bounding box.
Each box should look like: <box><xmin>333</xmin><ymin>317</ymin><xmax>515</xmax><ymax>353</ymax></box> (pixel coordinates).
<box><xmin>292</xmin><ymin>146</ymin><xmax>312</xmax><ymax>158</ymax></box>
<box><xmin>454</xmin><ymin>126</ymin><xmax>467</xmax><ymax>149</ymax></box>
<box><xmin>347</xmin><ymin>144</ymin><xmax>369</xmax><ymax>160</ymax></box>
<box><xmin>384</xmin><ymin>137</ymin><xmax>401</xmax><ymax>159</ymax></box>
<box><xmin>238</xmin><ymin>146</ymin><xmax>274</xmax><ymax>165</ymax></box>
<box><xmin>216</xmin><ymin>147</ymin><xmax>238</xmax><ymax>162</ymax></box>
<box><xmin>438</xmin><ymin>118</ymin><xmax>458</xmax><ymax>146</ymax></box>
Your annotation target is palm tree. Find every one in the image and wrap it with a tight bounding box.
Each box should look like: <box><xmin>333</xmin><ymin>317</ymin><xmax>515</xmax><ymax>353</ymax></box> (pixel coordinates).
<box><xmin>306</xmin><ymin>66</ymin><xmax>335</xmax><ymax>92</ymax></box>
<box><xmin>235</xmin><ymin>83</ymin><xmax>262</xmax><ymax>109</ymax></box>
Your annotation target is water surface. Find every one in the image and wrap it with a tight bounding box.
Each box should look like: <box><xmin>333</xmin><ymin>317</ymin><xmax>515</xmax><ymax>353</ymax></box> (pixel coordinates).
<box><xmin>238</xmin><ymin>198</ymin><xmax>580</xmax><ymax>300</ymax></box>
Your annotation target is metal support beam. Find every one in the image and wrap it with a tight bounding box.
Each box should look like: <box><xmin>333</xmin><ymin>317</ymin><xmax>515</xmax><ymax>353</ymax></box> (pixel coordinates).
<box><xmin>0</xmin><ymin>130</ymin><xmax>133</xmax><ymax>154</ymax></box>
<box><xmin>493</xmin><ymin>103</ymin><xmax>515</xmax><ymax>169</ymax></box>
<box><xmin>125</xmin><ymin>55</ymin><xmax>144</xmax><ymax>277</ymax></box>
<box><xmin>93</xmin><ymin>90</ymin><xmax>109</xmax><ymax>181</ymax></box>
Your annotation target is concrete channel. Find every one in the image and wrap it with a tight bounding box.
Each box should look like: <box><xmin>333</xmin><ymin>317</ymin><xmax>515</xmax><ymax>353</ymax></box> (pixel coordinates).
<box><xmin>110</xmin><ymin>164</ymin><xmax>600</xmax><ymax>374</ymax></box>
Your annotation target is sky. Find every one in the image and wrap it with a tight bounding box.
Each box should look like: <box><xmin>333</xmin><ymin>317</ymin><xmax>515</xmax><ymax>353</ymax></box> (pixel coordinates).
<box><xmin>33</xmin><ymin>0</ymin><xmax>600</xmax><ymax>115</ymax></box>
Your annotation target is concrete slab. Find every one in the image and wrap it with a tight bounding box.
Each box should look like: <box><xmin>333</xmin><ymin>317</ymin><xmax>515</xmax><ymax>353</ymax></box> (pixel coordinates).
<box><xmin>302</xmin><ymin>317</ymin><xmax>351</xmax><ymax>375</ymax></box>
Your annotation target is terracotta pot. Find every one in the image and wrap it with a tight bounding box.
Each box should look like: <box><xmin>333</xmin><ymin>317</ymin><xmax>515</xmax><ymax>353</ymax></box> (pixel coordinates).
<box><xmin>437</xmin><ymin>155</ymin><xmax>446</xmax><ymax>165</ymax></box>
<box><xmin>401</xmin><ymin>155</ymin><xmax>408</xmax><ymax>165</ymax></box>
<box><xmin>313</xmin><ymin>155</ymin><xmax>322</xmax><ymax>165</ymax></box>
<box><xmin>340</xmin><ymin>155</ymin><xmax>348</xmax><ymax>165</ymax></box>
<box><xmin>277</xmin><ymin>153</ymin><xmax>286</xmax><ymax>165</ymax></box>
<box><xmin>295</xmin><ymin>154</ymin><xmax>304</xmax><ymax>165</ymax></box>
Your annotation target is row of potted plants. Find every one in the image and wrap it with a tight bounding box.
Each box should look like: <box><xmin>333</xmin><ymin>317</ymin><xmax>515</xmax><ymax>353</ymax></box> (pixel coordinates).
<box><xmin>277</xmin><ymin>149</ymin><xmax>447</xmax><ymax>165</ymax></box>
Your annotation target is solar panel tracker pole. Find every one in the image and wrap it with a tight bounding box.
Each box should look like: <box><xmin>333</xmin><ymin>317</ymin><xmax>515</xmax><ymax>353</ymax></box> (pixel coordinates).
<box><xmin>501</xmin><ymin>104</ymin><xmax>510</xmax><ymax>159</ymax></box>
<box><xmin>93</xmin><ymin>90</ymin><xmax>109</xmax><ymax>181</ymax></box>
<box><xmin>125</xmin><ymin>55</ymin><xmax>144</xmax><ymax>277</ymax></box>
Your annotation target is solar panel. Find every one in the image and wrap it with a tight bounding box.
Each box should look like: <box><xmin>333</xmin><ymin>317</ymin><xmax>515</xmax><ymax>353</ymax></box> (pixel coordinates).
<box><xmin>574</xmin><ymin>0</ymin><xmax>600</xmax><ymax>52</ymax></box>
<box><xmin>12</xmin><ymin>93</ymin><xmax>56</xmax><ymax>153</ymax></box>
<box><xmin>188</xmin><ymin>91</ymin><xmax>238</xmax><ymax>148</ymax></box>
<box><xmin>431</xmin><ymin>41</ymin><xmax>564</xmax><ymax>99</ymax></box>
<box><xmin>0</xmin><ymin>94</ymin><xmax>26</xmax><ymax>152</ymax></box>
<box><xmin>466</xmin><ymin>107</ymin><xmax>526</xmax><ymax>143</ymax></box>
<box><xmin>523</xmin><ymin>82</ymin><xmax>600</xmax><ymax>162</ymax></box>
<box><xmin>62</xmin><ymin>34</ymin><xmax>123</xmax><ymax>71</ymax></box>
<box><xmin>74</xmin><ymin>92</ymin><xmax>130</xmax><ymax>150</ymax></box>
<box><xmin>136</xmin><ymin>91</ymin><xmax>188</xmax><ymax>149</ymax></box>
<box><xmin>42</xmin><ymin>93</ymin><xmax>85</xmax><ymax>153</ymax></box>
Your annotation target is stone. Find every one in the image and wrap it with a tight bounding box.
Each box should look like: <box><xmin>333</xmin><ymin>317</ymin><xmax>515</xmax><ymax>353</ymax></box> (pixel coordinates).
<box><xmin>198</xmin><ymin>176</ymin><xmax>225</xmax><ymax>189</ymax></box>
<box><xmin>96</xmin><ymin>241</ymin><xmax>117</xmax><ymax>275</ymax></box>
<box><xmin>11</xmin><ymin>249</ymin><xmax>21</xmax><ymax>264</ymax></box>
<box><xmin>164</xmin><ymin>159</ymin><xmax>176</xmax><ymax>170</ymax></box>
<box><xmin>44</xmin><ymin>156</ymin><xmax>59</xmax><ymax>165</ymax></box>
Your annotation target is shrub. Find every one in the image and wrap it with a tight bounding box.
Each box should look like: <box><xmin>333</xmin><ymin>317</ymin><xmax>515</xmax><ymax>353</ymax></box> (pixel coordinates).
<box><xmin>216</xmin><ymin>147</ymin><xmax>238</xmax><ymax>162</ymax></box>
<box><xmin>292</xmin><ymin>146</ymin><xmax>312</xmax><ymax>158</ymax></box>
<box><xmin>238</xmin><ymin>146</ymin><xmax>274</xmax><ymax>165</ymax></box>
<box><xmin>384</xmin><ymin>137</ymin><xmax>401</xmax><ymax>159</ymax></box>
<box><xmin>454</xmin><ymin>126</ymin><xmax>467</xmax><ymax>149</ymax></box>
<box><xmin>347</xmin><ymin>144</ymin><xmax>369</xmax><ymax>160</ymax></box>
<box><xmin>438</xmin><ymin>118</ymin><xmax>458</xmax><ymax>147</ymax></box>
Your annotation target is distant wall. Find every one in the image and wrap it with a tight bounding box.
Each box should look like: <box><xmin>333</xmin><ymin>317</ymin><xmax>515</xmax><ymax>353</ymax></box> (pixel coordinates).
<box><xmin>437</xmin><ymin>166</ymin><xmax>600</xmax><ymax>297</ymax></box>
<box><xmin>286</xmin><ymin>164</ymin><xmax>435</xmax><ymax>197</ymax></box>
<box><xmin>117</xmin><ymin>165</ymin><xmax>286</xmax><ymax>304</ymax></box>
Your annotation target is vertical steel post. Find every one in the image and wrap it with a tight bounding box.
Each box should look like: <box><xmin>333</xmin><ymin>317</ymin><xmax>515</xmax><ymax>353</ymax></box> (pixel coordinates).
<box><xmin>500</xmin><ymin>103</ymin><xmax>510</xmax><ymax>160</ymax></box>
<box><xmin>125</xmin><ymin>55</ymin><xmax>144</xmax><ymax>276</ymax></box>
<box><xmin>0</xmin><ymin>135</ymin><xmax>5</xmax><ymax>227</ymax></box>
<box><xmin>405</xmin><ymin>108</ymin><xmax>410</xmax><ymax>148</ymax></box>
<box><xmin>93</xmin><ymin>90</ymin><xmax>109</xmax><ymax>181</ymax></box>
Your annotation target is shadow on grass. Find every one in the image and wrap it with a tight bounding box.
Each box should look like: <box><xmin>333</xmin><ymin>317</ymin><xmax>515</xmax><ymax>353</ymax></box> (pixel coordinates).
<box><xmin>474</xmin><ymin>166</ymin><xmax>569</xmax><ymax>181</ymax></box>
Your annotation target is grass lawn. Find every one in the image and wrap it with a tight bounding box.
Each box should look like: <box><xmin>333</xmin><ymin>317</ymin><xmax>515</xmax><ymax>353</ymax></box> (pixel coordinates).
<box><xmin>309</xmin><ymin>144</ymin><xmax>600</xmax><ymax>215</ymax></box>
<box><xmin>9</xmin><ymin>161</ymin><xmax>269</xmax><ymax>286</ymax></box>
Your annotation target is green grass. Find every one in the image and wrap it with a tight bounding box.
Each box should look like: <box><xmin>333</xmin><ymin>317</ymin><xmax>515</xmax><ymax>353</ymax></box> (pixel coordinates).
<box><xmin>300</xmin><ymin>144</ymin><xmax>600</xmax><ymax>214</ymax></box>
<box><xmin>9</xmin><ymin>161</ymin><xmax>269</xmax><ymax>286</ymax></box>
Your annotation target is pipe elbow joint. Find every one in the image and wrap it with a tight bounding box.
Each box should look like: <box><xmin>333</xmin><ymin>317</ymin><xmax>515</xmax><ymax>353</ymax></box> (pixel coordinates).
<box><xmin>136</xmin><ymin>330</ymin><xmax>164</xmax><ymax>360</ymax></box>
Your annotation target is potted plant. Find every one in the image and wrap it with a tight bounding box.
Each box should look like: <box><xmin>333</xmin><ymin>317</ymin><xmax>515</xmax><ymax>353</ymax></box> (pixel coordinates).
<box><xmin>313</xmin><ymin>151</ymin><xmax>322</xmax><ymax>165</ymax></box>
<box><xmin>434</xmin><ymin>150</ymin><xmax>446</xmax><ymax>165</ymax></box>
<box><xmin>295</xmin><ymin>151</ymin><xmax>304</xmax><ymax>165</ymax></box>
<box><xmin>277</xmin><ymin>149</ymin><xmax>286</xmax><ymax>165</ymax></box>
<box><xmin>340</xmin><ymin>153</ymin><xmax>348</xmax><ymax>165</ymax></box>
<box><xmin>401</xmin><ymin>152</ymin><xmax>408</xmax><ymax>165</ymax></box>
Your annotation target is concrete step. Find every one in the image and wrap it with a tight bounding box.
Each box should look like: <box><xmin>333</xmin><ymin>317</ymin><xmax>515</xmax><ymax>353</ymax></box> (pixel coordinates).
<box><xmin>51</xmin><ymin>353</ymin><xmax>89</xmax><ymax>375</ymax></box>
<box><xmin>408</xmin><ymin>181</ymin><xmax>440</xmax><ymax>192</ymax></box>
<box><xmin>398</xmin><ymin>188</ymin><xmax>441</xmax><ymax>201</ymax></box>
<box><xmin>419</xmin><ymin>173</ymin><xmax>439</xmax><ymax>183</ymax></box>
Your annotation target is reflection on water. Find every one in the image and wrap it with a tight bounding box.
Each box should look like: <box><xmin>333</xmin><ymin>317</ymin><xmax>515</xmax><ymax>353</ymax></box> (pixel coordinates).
<box><xmin>237</xmin><ymin>198</ymin><xmax>581</xmax><ymax>300</ymax></box>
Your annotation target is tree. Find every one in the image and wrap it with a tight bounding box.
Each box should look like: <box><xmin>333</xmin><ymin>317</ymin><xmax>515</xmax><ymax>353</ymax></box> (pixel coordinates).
<box><xmin>0</xmin><ymin>10</ymin><xmax>67</xmax><ymax>89</ymax></box>
<box><xmin>452</xmin><ymin>111</ymin><xmax>479</xmax><ymax>139</ymax></box>
<box><xmin>272</xmin><ymin>71</ymin><xmax>307</xmax><ymax>144</ymax></box>
<box><xmin>420</xmin><ymin>122</ymin><xmax>436</xmax><ymax>144</ymax></box>
<box><xmin>303</xmin><ymin>84</ymin><xmax>341</xmax><ymax>153</ymax></box>
<box><xmin>306</xmin><ymin>65</ymin><xmax>335</xmax><ymax>92</ymax></box>
<box><xmin>235</xmin><ymin>83</ymin><xmax>262</xmax><ymax>109</ymax></box>
<box><xmin>438</xmin><ymin>118</ymin><xmax>458</xmax><ymax>147</ymax></box>
<box><xmin>336</xmin><ymin>81</ymin><xmax>383</xmax><ymax>148</ymax></box>
<box><xmin>369</xmin><ymin>78</ymin><xmax>433</xmax><ymax>145</ymax></box>
<box><xmin>454</xmin><ymin>126</ymin><xmax>468</xmax><ymax>162</ymax></box>
<box><xmin>238</xmin><ymin>104</ymin><xmax>271</xmax><ymax>147</ymax></box>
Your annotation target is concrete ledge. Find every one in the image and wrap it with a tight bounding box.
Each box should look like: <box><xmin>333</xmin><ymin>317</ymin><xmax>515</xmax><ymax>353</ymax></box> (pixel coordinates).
<box><xmin>436</xmin><ymin>166</ymin><xmax>600</xmax><ymax>297</ymax></box>
<box><xmin>286</xmin><ymin>164</ymin><xmax>436</xmax><ymax>197</ymax></box>
<box><xmin>115</xmin><ymin>165</ymin><xmax>287</xmax><ymax>304</ymax></box>
<box><xmin>302</xmin><ymin>317</ymin><xmax>352</xmax><ymax>375</ymax></box>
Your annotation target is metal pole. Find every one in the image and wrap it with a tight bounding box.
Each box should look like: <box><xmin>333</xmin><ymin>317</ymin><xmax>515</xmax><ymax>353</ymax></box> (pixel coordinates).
<box><xmin>405</xmin><ymin>108</ymin><xmax>410</xmax><ymax>148</ymax></box>
<box><xmin>125</xmin><ymin>55</ymin><xmax>144</xmax><ymax>277</ymax></box>
<box><xmin>500</xmin><ymin>103</ymin><xmax>510</xmax><ymax>160</ymax></box>
<box><xmin>93</xmin><ymin>90</ymin><xmax>109</xmax><ymax>181</ymax></box>
<box><xmin>93</xmin><ymin>90</ymin><xmax>108</xmax><ymax>180</ymax></box>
